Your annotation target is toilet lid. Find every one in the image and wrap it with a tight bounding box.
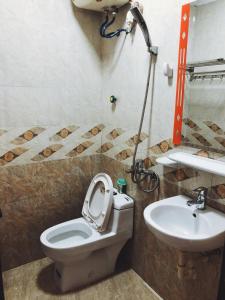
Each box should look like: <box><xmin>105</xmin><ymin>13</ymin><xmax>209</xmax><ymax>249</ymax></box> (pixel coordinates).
<box><xmin>82</xmin><ymin>173</ymin><xmax>113</xmax><ymax>232</ymax></box>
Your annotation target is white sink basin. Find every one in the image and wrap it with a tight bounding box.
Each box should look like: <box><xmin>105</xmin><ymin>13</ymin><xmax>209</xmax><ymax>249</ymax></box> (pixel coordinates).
<box><xmin>144</xmin><ymin>195</ymin><xmax>225</xmax><ymax>252</ymax></box>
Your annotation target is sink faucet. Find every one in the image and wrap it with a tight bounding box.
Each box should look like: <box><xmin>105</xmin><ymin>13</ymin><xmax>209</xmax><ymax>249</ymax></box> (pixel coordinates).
<box><xmin>187</xmin><ymin>187</ymin><xmax>208</xmax><ymax>210</ymax></box>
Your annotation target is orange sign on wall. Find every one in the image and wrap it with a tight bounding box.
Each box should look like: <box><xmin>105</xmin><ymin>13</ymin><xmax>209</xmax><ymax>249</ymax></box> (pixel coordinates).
<box><xmin>173</xmin><ymin>4</ymin><xmax>190</xmax><ymax>145</ymax></box>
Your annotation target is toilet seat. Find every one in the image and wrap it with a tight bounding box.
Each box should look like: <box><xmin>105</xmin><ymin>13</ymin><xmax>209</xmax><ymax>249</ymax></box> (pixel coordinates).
<box><xmin>82</xmin><ymin>173</ymin><xmax>113</xmax><ymax>232</ymax></box>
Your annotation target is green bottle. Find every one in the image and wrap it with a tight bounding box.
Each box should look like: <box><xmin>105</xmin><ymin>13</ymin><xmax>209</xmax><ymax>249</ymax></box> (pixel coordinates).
<box><xmin>117</xmin><ymin>178</ymin><xmax>127</xmax><ymax>194</ymax></box>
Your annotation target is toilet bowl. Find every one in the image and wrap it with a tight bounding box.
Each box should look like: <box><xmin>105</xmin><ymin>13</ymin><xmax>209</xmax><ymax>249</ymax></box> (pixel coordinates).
<box><xmin>40</xmin><ymin>173</ymin><xmax>134</xmax><ymax>292</ymax></box>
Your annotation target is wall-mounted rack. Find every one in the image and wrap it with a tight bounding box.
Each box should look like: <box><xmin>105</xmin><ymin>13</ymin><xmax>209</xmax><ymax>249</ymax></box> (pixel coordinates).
<box><xmin>157</xmin><ymin>152</ymin><xmax>225</xmax><ymax>176</ymax></box>
<box><xmin>157</xmin><ymin>152</ymin><xmax>225</xmax><ymax>177</ymax></box>
<box><xmin>189</xmin><ymin>69</ymin><xmax>225</xmax><ymax>81</ymax></box>
<box><xmin>168</xmin><ymin>152</ymin><xmax>225</xmax><ymax>177</ymax></box>
<box><xmin>186</xmin><ymin>58</ymin><xmax>225</xmax><ymax>81</ymax></box>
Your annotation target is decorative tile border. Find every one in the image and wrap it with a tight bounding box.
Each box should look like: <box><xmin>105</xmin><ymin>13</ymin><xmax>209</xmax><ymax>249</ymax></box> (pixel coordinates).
<box><xmin>0</xmin><ymin>148</ymin><xmax>28</xmax><ymax>166</ymax></box>
<box><xmin>1</xmin><ymin>123</ymin><xmax>225</xmax><ymax>172</ymax></box>
<box><xmin>115</xmin><ymin>149</ymin><xmax>133</xmax><ymax>161</ymax></box>
<box><xmin>149</xmin><ymin>139</ymin><xmax>173</xmax><ymax>154</ymax></box>
<box><xmin>125</xmin><ymin>133</ymin><xmax>148</xmax><ymax>147</ymax></box>
<box><xmin>204</xmin><ymin>121</ymin><xmax>224</xmax><ymax>135</ymax></box>
<box><xmin>82</xmin><ymin>124</ymin><xmax>105</xmax><ymax>139</ymax></box>
<box><xmin>182</xmin><ymin>118</ymin><xmax>225</xmax><ymax>153</ymax></box>
<box><xmin>11</xmin><ymin>127</ymin><xmax>45</xmax><ymax>145</ymax></box>
<box><xmin>0</xmin><ymin>124</ymin><xmax>103</xmax><ymax>167</ymax></box>
<box><xmin>215</xmin><ymin>137</ymin><xmax>225</xmax><ymax>148</ymax></box>
<box><xmin>183</xmin><ymin>118</ymin><xmax>200</xmax><ymax>131</ymax></box>
<box><xmin>143</xmin><ymin>156</ymin><xmax>156</xmax><ymax>169</ymax></box>
<box><xmin>106</xmin><ymin>128</ymin><xmax>125</xmax><ymax>140</ymax></box>
<box><xmin>96</xmin><ymin>142</ymin><xmax>113</xmax><ymax>154</ymax></box>
<box><xmin>66</xmin><ymin>141</ymin><xmax>94</xmax><ymax>157</ymax></box>
<box><xmin>0</xmin><ymin>122</ymin><xmax>225</xmax><ymax>213</ymax></box>
<box><xmin>32</xmin><ymin>144</ymin><xmax>63</xmax><ymax>161</ymax></box>
<box><xmin>50</xmin><ymin>125</ymin><xmax>79</xmax><ymax>142</ymax></box>
<box><xmin>164</xmin><ymin>168</ymin><xmax>197</xmax><ymax>183</ymax></box>
<box><xmin>211</xmin><ymin>184</ymin><xmax>225</xmax><ymax>200</ymax></box>
<box><xmin>194</xmin><ymin>149</ymin><xmax>210</xmax><ymax>158</ymax></box>
<box><xmin>192</xmin><ymin>132</ymin><xmax>212</xmax><ymax>147</ymax></box>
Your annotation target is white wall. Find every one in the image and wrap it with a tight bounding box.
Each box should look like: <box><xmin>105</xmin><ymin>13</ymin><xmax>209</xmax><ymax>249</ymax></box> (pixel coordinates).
<box><xmin>0</xmin><ymin>0</ymin><xmax>191</xmax><ymax>166</ymax></box>
<box><xmin>0</xmin><ymin>0</ymin><xmax>102</xmax><ymax>127</ymax></box>
<box><xmin>0</xmin><ymin>0</ymin><xmax>103</xmax><ymax>165</ymax></box>
<box><xmin>101</xmin><ymin>0</ymin><xmax>188</xmax><ymax>146</ymax></box>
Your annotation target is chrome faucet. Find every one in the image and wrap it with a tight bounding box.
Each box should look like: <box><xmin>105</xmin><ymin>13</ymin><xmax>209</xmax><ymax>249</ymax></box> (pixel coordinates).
<box><xmin>187</xmin><ymin>187</ymin><xmax>208</xmax><ymax>210</ymax></box>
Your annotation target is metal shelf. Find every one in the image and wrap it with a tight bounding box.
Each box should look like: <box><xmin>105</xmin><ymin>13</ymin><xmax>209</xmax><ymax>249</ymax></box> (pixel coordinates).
<box><xmin>186</xmin><ymin>58</ymin><xmax>225</xmax><ymax>80</ymax></box>
<box><xmin>190</xmin><ymin>69</ymin><xmax>225</xmax><ymax>81</ymax></box>
<box><xmin>186</xmin><ymin>58</ymin><xmax>225</xmax><ymax>72</ymax></box>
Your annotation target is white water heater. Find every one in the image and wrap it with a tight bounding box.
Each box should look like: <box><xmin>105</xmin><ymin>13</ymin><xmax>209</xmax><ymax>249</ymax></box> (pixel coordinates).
<box><xmin>72</xmin><ymin>0</ymin><xmax>130</xmax><ymax>12</ymax></box>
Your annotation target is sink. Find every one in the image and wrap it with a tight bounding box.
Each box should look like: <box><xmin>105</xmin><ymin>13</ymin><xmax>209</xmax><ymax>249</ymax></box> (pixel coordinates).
<box><xmin>144</xmin><ymin>195</ymin><xmax>225</xmax><ymax>252</ymax></box>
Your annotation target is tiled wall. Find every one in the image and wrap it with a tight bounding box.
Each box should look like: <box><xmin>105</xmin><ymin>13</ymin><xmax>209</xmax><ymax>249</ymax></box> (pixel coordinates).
<box><xmin>0</xmin><ymin>124</ymin><xmax>104</xmax><ymax>167</ymax></box>
<box><xmin>1</xmin><ymin>121</ymin><xmax>225</xmax><ymax>266</ymax></box>
<box><xmin>100</xmin><ymin>155</ymin><xmax>223</xmax><ymax>300</ymax></box>
<box><xmin>0</xmin><ymin>130</ymin><xmax>225</xmax><ymax>300</ymax></box>
<box><xmin>0</xmin><ymin>155</ymin><xmax>101</xmax><ymax>271</ymax></box>
<box><xmin>99</xmin><ymin>2</ymin><xmax>225</xmax><ymax>297</ymax></box>
<box><xmin>100</xmin><ymin>124</ymin><xmax>225</xmax><ymax>212</ymax></box>
<box><xmin>1</xmin><ymin>133</ymin><xmax>225</xmax><ymax>273</ymax></box>
<box><xmin>0</xmin><ymin>1</ymin><xmax>225</xmax><ymax>300</ymax></box>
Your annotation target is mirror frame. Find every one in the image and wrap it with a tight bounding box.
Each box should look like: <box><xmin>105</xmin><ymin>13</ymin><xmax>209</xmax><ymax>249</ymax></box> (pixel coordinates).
<box><xmin>173</xmin><ymin>3</ymin><xmax>191</xmax><ymax>145</ymax></box>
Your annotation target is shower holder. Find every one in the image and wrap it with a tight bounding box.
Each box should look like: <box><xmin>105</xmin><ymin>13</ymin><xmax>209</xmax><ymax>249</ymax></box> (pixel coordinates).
<box><xmin>149</xmin><ymin>46</ymin><xmax>158</xmax><ymax>56</ymax></box>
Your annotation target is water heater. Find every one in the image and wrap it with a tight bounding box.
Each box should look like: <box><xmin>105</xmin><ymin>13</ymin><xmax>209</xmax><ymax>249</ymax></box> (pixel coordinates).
<box><xmin>72</xmin><ymin>0</ymin><xmax>130</xmax><ymax>12</ymax></box>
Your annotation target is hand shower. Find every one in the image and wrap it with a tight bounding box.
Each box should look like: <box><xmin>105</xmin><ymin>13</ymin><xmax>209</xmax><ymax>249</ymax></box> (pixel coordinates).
<box><xmin>130</xmin><ymin>6</ymin><xmax>158</xmax><ymax>55</ymax></box>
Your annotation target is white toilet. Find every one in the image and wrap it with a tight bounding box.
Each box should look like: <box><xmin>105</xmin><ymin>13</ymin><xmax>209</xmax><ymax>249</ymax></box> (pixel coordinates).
<box><xmin>40</xmin><ymin>173</ymin><xmax>134</xmax><ymax>292</ymax></box>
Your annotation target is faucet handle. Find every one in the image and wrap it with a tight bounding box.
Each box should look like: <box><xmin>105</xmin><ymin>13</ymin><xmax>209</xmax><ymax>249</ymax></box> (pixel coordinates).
<box><xmin>192</xmin><ymin>186</ymin><xmax>208</xmax><ymax>196</ymax></box>
<box><xmin>193</xmin><ymin>186</ymin><xmax>208</xmax><ymax>192</ymax></box>
<box><xmin>192</xmin><ymin>186</ymin><xmax>208</xmax><ymax>210</ymax></box>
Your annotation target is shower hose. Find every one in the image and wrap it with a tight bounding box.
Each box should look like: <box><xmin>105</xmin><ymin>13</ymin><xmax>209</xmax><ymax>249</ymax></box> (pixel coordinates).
<box><xmin>130</xmin><ymin>54</ymin><xmax>160</xmax><ymax>193</ymax></box>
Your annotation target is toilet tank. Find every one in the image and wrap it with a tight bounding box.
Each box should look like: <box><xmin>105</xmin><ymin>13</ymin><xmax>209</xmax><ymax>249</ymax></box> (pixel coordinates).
<box><xmin>72</xmin><ymin>0</ymin><xmax>129</xmax><ymax>12</ymax></box>
<box><xmin>109</xmin><ymin>190</ymin><xmax>134</xmax><ymax>236</ymax></box>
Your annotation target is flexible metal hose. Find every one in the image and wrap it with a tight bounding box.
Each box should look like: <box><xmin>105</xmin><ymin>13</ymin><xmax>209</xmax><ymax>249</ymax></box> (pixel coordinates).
<box><xmin>100</xmin><ymin>12</ymin><xmax>128</xmax><ymax>39</ymax></box>
<box><xmin>132</xmin><ymin>55</ymin><xmax>152</xmax><ymax>172</ymax></box>
<box><xmin>130</xmin><ymin>54</ymin><xmax>160</xmax><ymax>193</ymax></box>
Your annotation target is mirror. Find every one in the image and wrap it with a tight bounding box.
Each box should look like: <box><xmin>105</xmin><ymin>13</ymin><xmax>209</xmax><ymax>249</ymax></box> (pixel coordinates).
<box><xmin>173</xmin><ymin>0</ymin><xmax>225</xmax><ymax>154</ymax></box>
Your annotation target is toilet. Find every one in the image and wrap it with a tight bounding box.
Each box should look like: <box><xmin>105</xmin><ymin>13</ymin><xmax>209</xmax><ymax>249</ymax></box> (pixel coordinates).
<box><xmin>40</xmin><ymin>173</ymin><xmax>134</xmax><ymax>292</ymax></box>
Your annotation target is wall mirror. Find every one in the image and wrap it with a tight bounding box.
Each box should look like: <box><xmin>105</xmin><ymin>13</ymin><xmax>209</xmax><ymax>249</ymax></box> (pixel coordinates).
<box><xmin>173</xmin><ymin>0</ymin><xmax>225</xmax><ymax>154</ymax></box>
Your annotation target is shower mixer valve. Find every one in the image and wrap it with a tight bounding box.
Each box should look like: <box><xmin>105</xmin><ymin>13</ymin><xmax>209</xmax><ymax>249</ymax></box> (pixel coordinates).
<box><xmin>127</xmin><ymin>159</ymin><xmax>160</xmax><ymax>193</ymax></box>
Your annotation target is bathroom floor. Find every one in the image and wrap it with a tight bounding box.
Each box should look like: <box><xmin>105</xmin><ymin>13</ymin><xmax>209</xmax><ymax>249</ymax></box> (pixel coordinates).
<box><xmin>3</xmin><ymin>258</ymin><xmax>161</xmax><ymax>300</ymax></box>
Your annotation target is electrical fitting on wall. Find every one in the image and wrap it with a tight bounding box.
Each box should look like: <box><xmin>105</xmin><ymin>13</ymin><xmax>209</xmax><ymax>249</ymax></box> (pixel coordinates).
<box><xmin>163</xmin><ymin>63</ymin><xmax>173</xmax><ymax>78</ymax></box>
<box><xmin>109</xmin><ymin>95</ymin><xmax>117</xmax><ymax>104</ymax></box>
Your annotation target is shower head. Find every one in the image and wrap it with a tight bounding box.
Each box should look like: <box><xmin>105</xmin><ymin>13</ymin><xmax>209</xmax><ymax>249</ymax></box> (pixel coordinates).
<box><xmin>130</xmin><ymin>6</ymin><xmax>158</xmax><ymax>55</ymax></box>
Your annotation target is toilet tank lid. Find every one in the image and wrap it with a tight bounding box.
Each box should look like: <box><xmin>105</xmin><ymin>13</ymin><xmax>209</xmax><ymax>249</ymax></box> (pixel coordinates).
<box><xmin>113</xmin><ymin>189</ymin><xmax>134</xmax><ymax>210</ymax></box>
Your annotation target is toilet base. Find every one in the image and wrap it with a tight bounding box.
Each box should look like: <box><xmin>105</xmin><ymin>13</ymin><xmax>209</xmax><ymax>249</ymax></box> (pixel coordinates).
<box><xmin>54</xmin><ymin>241</ymin><xmax>126</xmax><ymax>292</ymax></box>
